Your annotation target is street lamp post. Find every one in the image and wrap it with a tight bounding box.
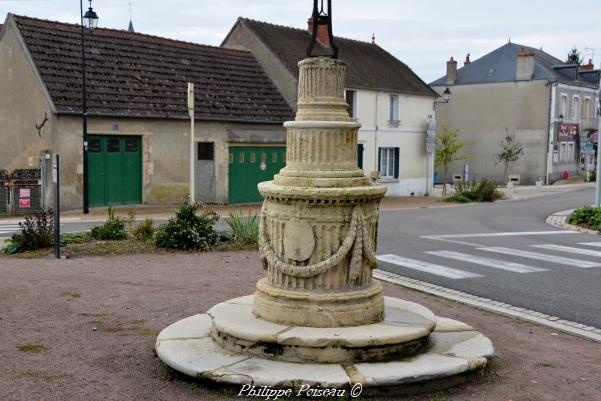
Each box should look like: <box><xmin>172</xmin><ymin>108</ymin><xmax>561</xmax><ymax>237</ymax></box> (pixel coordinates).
<box><xmin>429</xmin><ymin>88</ymin><xmax>452</xmax><ymax>195</ymax></box>
<box><xmin>595</xmin><ymin>89</ymin><xmax>601</xmax><ymax>207</ymax></box>
<box><xmin>80</xmin><ymin>0</ymin><xmax>98</xmax><ymax>214</ymax></box>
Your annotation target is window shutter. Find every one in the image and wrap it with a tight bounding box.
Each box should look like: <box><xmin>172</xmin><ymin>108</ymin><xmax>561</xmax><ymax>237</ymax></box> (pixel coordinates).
<box><xmin>377</xmin><ymin>148</ymin><xmax>382</xmax><ymax>172</ymax></box>
<box><xmin>393</xmin><ymin>147</ymin><xmax>400</xmax><ymax>178</ymax></box>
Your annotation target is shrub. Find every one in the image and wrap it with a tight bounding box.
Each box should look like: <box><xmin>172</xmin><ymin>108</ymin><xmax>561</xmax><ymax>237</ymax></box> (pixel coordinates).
<box><xmin>132</xmin><ymin>218</ymin><xmax>155</xmax><ymax>242</ymax></box>
<box><xmin>10</xmin><ymin>209</ymin><xmax>55</xmax><ymax>253</ymax></box>
<box><xmin>226</xmin><ymin>210</ymin><xmax>259</xmax><ymax>245</ymax></box>
<box><xmin>567</xmin><ymin>206</ymin><xmax>600</xmax><ymax>226</ymax></box>
<box><xmin>448</xmin><ymin>179</ymin><xmax>503</xmax><ymax>203</ymax></box>
<box><xmin>154</xmin><ymin>203</ymin><xmax>219</xmax><ymax>250</ymax></box>
<box><xmin>90</xmin><ymin>206</ymin><xmax>128</xmax><ymax>241</ymax></box>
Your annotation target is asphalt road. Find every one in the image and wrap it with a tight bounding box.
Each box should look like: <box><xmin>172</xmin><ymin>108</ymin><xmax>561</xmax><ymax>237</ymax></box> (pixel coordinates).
<box><xmin>377</xmin><ymin>187</ymin><xmax>601</xmax><ymax>328</ymax></box>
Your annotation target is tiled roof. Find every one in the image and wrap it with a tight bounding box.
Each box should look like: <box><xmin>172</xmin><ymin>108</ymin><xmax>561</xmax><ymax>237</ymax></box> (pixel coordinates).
<box><xmin>430</xmin><ymin>43</ymin><xmax>600</xmax><ymax>87</ymax></box>
<box><xmin>11</xmin><ymin>15</ymin><xmax>293</xmax><ymax>122</ymax></box>
<box><xmin>230</xmin><ymin>18</ymin><xmax>437</xmax><ymax>97</ymax></box>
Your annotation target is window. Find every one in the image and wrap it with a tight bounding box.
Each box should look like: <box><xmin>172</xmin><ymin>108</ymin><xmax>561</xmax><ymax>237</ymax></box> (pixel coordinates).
<box><xmin>559</xmin><ymin>141</ymin><xmax>575</xmax><ymax>162</ymax></box>
<box><xmin>198</xmin><ymin>142</ymin><xmax>214</xmax><ymax>160</ymax></box>
<box><xmin>560</xmin><ymin>94</ymin><xmax>568</xmax><ymax>118</ymax></box>
<box><xmin>584</xmin><ymin>97</ymin><xmax>591</xmax><ymax>120</ymax></box>
<box><xmin>272</xmin><ymin>152</ymin><xmax>278</xmax><ymax>163</ymax></box>
<box><xmin>107</xmin><ymin>138</ymin><xmax>120</xmax><ymax>153</ymax></box>
<box><xmin>596</xmin><ymin>97</ymin><xmax>600</xmax><ymax>117</ymax></box>
<box><xmin>572</xmin><ymin>96</ymin><xmax>580</xmax><ymax>120</ymax></box>
<box><xmin>250</xmin><ymin>153</ymin><xmax>256</xmax><ymax>163</ymax></box>
<box><xmin>125</xmin><ymin>138</ymin><xmax>139</xmax><ymax>153</ymax></box>
<box><xmin>345</xmin><ymin>90</ymin><xmax>357</xmax><ymax>119</ymax></box>
<box><xmin>378</xmin><ymin>147</ymin><xmax>399</xmax><ymax>179</ymax></box>
<box><xmin>389</xmin><ymin>95</ymin><xmax>400</xmax><ymax>124</ymax></box>
<box><xmin>88</xmin><ymin>138</ymin><xmax>101</xmax><ymax>153</ymax></box>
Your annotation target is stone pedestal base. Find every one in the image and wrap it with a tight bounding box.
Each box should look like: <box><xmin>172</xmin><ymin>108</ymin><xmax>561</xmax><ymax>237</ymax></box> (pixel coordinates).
<box><xmin>253</xmin><ymin>279</ymin><xmax>385</xmax><ymax>328</ymax></box>
<box><xmin>156</xmin><ymin>296</ymin><xmax>493</xmax><ymax>395</ymax></box>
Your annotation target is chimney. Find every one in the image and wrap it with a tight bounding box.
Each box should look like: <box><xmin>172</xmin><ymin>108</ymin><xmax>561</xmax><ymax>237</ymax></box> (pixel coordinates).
<box><xmin>516</xmin><ymin>48</ymin><xmax>535</xmax><ymax>81</ymax></box>
<box><xmin>307</xmin><ymin>17</ymin><xmax>330</xmax><ymax>47</ymax></box>
<box><xmin>446</xmin><ymin>57</ymin><xmax>457</xmax><ymax>85</ymax></box>
<box><xmin>464</xmin><ymin>53</ymin><xmax>471</xmax><ymax>66</ymax></box>
<box><xmin>580</xmin><ymin>59</ymin><xmax>595</xmax><ymax>71</ymax></box>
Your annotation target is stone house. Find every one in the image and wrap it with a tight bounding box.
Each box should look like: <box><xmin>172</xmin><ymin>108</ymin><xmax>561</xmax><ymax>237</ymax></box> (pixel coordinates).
<box><xmin>430</xmin><ymin>43</ymin><xmax>600</xmax><ymax>185</ymax></box>
<box><xmin>222</xmin><ymin>17</ymin><xmax>439</xmax><ymax>196</ymax></box>
<box><xmin>0</xmin><ymin>14</ymin><xmax>293</xmax><ymax>209</ymax></box>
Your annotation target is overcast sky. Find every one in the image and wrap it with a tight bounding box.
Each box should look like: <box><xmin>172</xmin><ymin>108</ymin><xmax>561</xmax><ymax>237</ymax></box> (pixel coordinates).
<box><xmin>2</xmin><ymin>0</ymin><xmax>601</xmax><ymax>82</ymax></box>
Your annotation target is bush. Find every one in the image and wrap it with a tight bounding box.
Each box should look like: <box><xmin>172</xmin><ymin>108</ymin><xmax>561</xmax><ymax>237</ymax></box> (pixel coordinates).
<box><xmin>9</xmin><ymin>209</ymin><xmax>55</xmax><ymax>253</ymax></box>
<box><xmin>448</xmin><ymin>179</ymin><xmax>504</xmax><ymax>203</ymax></box>
<box><xmin>154</xmin><ymin>203</ymin><xmax>219</xmax><ymax>251</ymax></box>
<box><xmin>568</xmin><ymin>206</ymin><xmax>601</xmax><ymax>231</ymax></box>
<box><xmin>132</xmin><ymin>218</ymin><xmax>155</xmax><ymax>242</ymax></box>
<box><xmin>90</xmin><ymin>206</ymin><xmax>128</xmax><ymax>241</ymax></box>
<box><xmin>567</xmin><ymin>206</ymin><xmax>600</xmax><ymax>225</ymax></box>
<box><xmin>226</xmin><ymin>210</ymin><xmax>259</xmax><ymax>245</ymax></box>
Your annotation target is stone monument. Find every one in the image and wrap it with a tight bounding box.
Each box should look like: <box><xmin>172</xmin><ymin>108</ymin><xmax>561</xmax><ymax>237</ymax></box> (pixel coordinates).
<box><xmin>156</xmin><ymin>5</ymin><xmax>493</xmax><ymax>394</ymax></box>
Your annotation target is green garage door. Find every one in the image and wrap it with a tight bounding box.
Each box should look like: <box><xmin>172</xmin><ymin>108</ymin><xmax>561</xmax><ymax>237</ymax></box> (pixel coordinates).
<box><xmin>229</xmin><ymin>146</ymin><xmax>286</xmax><ymax>204</ymax></box>
<box><xmin>88</xmin><ymin>135</ymin><xmax>142</xmax><ymax>207</ymax></box>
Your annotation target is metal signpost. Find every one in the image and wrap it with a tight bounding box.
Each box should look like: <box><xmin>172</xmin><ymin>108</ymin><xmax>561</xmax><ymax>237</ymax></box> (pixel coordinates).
<box><xmin>53</xmin><ymin>154</ymin><xmax>60</xmax><ymax>259</ymax></box>
<box><xmin>595</xmin><ymin>90</ymin><xmax>601</xmax><ymax>207</ymax></box>
<box><xmin>188</xmin><ymin>82</ymin><xmax>195</xmax><ymax>203</ymax></box>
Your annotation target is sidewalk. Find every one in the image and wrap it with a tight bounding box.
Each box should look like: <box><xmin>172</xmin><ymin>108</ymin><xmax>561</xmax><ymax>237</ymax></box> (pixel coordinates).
<box><xmin>0</xmin><ymin>181</ymin><xmax>593</xmax><ymax>225</ymax></box>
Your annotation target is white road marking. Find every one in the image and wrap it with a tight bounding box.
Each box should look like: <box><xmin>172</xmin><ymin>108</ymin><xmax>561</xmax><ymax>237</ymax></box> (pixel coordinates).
<box><xmin>377</xmin><ymin>254</ymin><xmax>483</xmax><ymax>279</ymax></box>
<box><xmin>422</xmin><ymin>231</ymin><xmax>578</xmax><ymax>239</ymax></box>
<box><xmin>532</xmin><ymin>244</ymin><xmax>601</xmax><ymax>258</ymax></box>
<box><xmin>580</xmin><ymin>242</ymin><xmax>601</xmax><ymax>248</ymax></box>
<box><xmin>426</xmin><ymin>250</ymin><xmax>547</xmax><ymax>273</ymax></box>
<box><xmin>479</xmin><ymin>247</ymin><xmax>601</xmax><ymax>268</ymax></box>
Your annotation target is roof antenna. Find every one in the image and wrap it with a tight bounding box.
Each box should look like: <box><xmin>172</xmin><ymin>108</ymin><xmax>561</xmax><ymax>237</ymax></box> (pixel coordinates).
<box><xmin>372</xmin><ymin>32</ymin><xmax>376</xmax><ymax>45</ymax></box>
<box><xmin>128</xmin><ymin>2</ymin><xmax>135</xmax><ymax>32</ymax></box>
<box><xmin>508</xmin><ymin>37</ymin><xmax>511</xmax><ymax>43</ymax></box>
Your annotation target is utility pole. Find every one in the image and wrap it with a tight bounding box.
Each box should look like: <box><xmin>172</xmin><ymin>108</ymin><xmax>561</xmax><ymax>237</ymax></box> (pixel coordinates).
<box><xmin>188</xmin><ymin>83</ymin><xmax>195</xmax><ymax>203</ymax></box>
<box><xmin>595</xmin><ymin>89</ymin><xmax>601</xmax><ymax>207</ymax></box>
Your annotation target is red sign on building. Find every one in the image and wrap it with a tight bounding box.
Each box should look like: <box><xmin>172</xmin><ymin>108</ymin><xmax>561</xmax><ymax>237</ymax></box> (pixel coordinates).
<box><xmin>558</xmin><ymin>123</ymin><xmax>579</xmax><ymax>140</ymax></box>
<box><xmin>19</xmin><ymin>198</ymin><xmax>31</xmax><ymax>209</ymax></box>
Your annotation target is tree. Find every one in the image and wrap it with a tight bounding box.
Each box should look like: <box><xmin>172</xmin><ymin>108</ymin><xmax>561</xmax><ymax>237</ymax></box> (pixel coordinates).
<box><xmin>567</xmin><ymin>48</ymin><xmax>582</xmax><ymax>65</ymax></box>
<box><xmin>435</xmin><ymin>126</ymin><xmax>470</xmax><ymax>195</ymax></box>
<box><xmin>495</xmin><ymin>130</ymin><xmax>525</xmax><ymax>183</ymax></box>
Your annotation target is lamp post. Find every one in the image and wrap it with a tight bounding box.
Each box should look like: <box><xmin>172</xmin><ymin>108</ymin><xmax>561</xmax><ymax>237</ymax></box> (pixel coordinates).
<box><xmin>595</xmin><ymin>89</ymin><xmax>601</xmax><ymax>207</ymax></box>
<box><xmin>80</xmin><ymin>0</ymin><xmax>98</xmax><ymax>214</ymax></box>
<box><xmin>429</xmin><ymin>88</ymin><xmax>452</xmax><ymax>195</ymax></box>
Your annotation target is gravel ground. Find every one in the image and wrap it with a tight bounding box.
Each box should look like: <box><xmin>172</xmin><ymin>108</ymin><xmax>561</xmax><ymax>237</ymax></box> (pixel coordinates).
<box><xmin>0</xmin><ymin>252</ymin><xmax>600</xmax><ymax>401</ymax></box>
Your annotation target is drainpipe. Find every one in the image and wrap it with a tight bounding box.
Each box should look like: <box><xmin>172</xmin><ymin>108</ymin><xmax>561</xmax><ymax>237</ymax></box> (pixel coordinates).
<box><xmin>545</xmin><ymin>82</ymin><xmax>556</xmax><ymax>185</ymax></box>
<box><xmin>374</xmin><ymin>92</ymin><xmax>379</xmax><ymax>175</ymax></box>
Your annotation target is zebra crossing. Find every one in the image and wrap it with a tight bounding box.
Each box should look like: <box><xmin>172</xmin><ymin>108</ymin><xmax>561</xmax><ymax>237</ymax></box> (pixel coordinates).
<box><xmin>377</xmin><ymin>242</ymin><xmax>601</xmax><ymax>280</ymax></box>
<box><xmin>0</xmin><ymin>223</ymin><xmax>21</xmax><ymax>237</ymax></box>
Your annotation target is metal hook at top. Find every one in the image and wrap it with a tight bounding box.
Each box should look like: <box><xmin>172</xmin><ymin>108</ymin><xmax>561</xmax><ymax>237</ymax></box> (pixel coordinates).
<box><xmin>306</xmin><ymin>0</ymin><xmax>339</xmax><ymax>59</ymax></box>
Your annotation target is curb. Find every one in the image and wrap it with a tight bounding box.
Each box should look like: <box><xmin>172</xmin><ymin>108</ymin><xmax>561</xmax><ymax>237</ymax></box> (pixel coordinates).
<box><xmin>374</xmin><ymin>270</ymin><xmax>601</xmax><ymax>344</ymax></box>
<box><xmin>546</xmin><ymin>209</ymin><xmax>601</xmax><ymax>236</ymax></box>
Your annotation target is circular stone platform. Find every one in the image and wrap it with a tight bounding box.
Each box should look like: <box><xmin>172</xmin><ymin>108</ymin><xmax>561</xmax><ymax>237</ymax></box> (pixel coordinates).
<box><xmin>156</xmin><ymin>296</ymin><xmax>493</xmax><ymax>394</ymax></box>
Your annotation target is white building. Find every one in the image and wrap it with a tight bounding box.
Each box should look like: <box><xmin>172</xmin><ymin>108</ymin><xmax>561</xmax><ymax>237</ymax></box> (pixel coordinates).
<box><xmin>223</xmin><ymin>17</ymin><xmax>438</xmax><ymax>196</ymax></box>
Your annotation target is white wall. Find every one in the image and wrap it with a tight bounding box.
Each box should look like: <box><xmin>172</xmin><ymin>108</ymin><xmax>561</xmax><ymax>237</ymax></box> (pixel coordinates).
<box><xmin>351</xmin><ymin>88</ymin><xmax>434</xmax><ymax>196</ymax></box>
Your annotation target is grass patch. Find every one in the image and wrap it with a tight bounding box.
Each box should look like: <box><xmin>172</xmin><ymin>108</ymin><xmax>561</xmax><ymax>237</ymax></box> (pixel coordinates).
<box><xmin>137</xmin><ymin>328</ymin><xmax>161</xmax><ymax>337</ymax></box>
<box><xmin>536</xmin><ymin>361</ymin><xmax>554</xmax><ymax>368</ymax></box>
<box><xmin>17</xmin><ymin>343</ymin><xmax>48</xmax><ymax>353</ymax></box>
<box><xmin>132</xmin><ymin>319</ymin><xmax>147</xmax><ymax>325</ymax></box>
<box><xmin>59</xmin><ymin>290</ymin><xmax>81</xmax><ymax>299</ymax></box>
<box><xmin>16</xmin><ymin>369</ymin><xmax>70</xmax><ymax>383</ymax></box>
<box><xmin>80</xmin><ymin>312</ymin><xmax>111</xmax><ymax>318</ymax></box>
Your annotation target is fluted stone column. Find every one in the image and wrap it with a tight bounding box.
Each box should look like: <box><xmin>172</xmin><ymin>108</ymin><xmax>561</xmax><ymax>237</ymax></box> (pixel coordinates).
<box><xmin>254</xmin><ymin>57</ymin><xmax>387</xmax><ymax>328</ymax></box>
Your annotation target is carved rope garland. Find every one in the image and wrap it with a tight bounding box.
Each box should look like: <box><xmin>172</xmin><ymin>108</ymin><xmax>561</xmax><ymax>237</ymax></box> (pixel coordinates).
<box><xmin>260</xmin><ymin>204</ymin><xmax>378</xmax><ymax>281</ymax></box>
